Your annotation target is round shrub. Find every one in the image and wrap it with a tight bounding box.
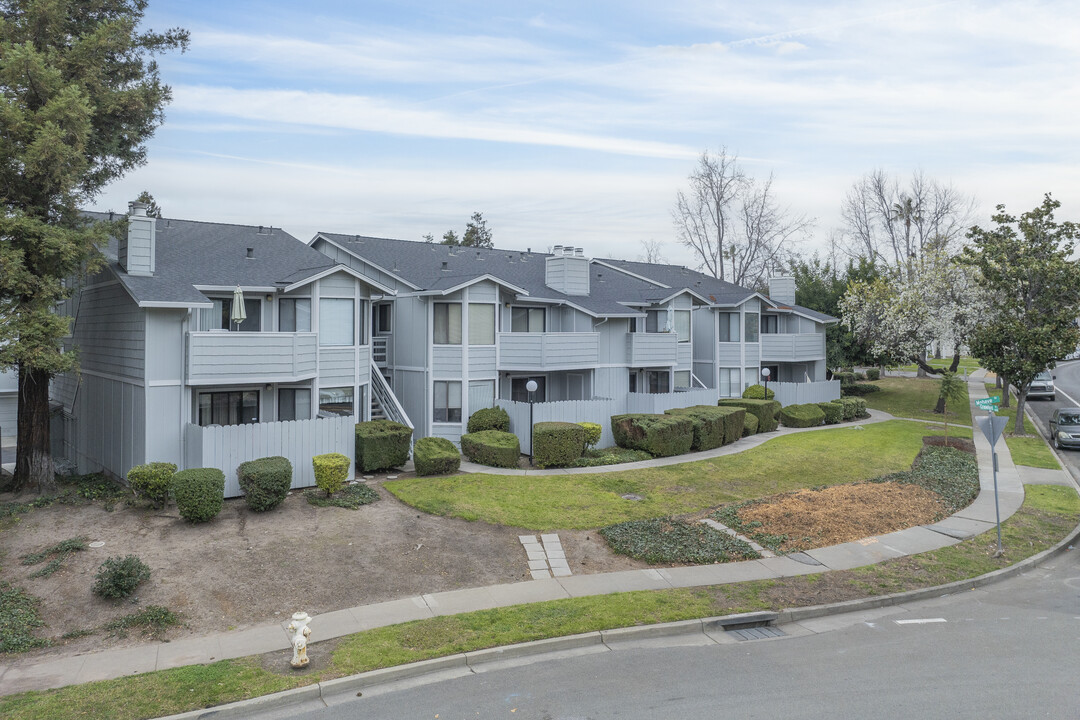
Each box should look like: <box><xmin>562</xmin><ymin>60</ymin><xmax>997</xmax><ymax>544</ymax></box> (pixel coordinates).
<box><xmin>779</xmin><ymin>403</ymin><xmax>825</xmax><ymax>428</ymax></box>
<box><xmin>742</xmin><ymin>412</ymin><xmax>759</xmax><ymax>436</ymax></box>
<box><xmin>355</xmin><ymin>420</ymin><xmax>412</xmax><ymax>472</ymax></box>
<box><xmin>93</xmin><ymin>555</ymin><xmax>151</xmax><ymax>599</ymax></box>
<box><xmin>865</xmin><ymin>368</ymin><xmax>881</xmax><ymax>381</ymax></box>
<box><xmin>413</xmin><ymin>437</ymin><xmax>461</xmax><ymax>476</ymax></box>
<box><xmin>460</xmin><ymin>430</ymin><xmax>520</xmax><ymax>468</ymax></box>
<box><xmin>313</xmin><ymin>453</ymin><xmax>351</xmax><ymax>496</ymax></box>
<box><xmin>237</xmin><ymin>456</ymin><xmax>292</xmax><ymax>512</ymax></box>
<box><xmin>533</xmin><ymin>422</ymin><xmax>586</xmax><ymax>468</ymax></box>
<box><xmin>579</xmin><ymin>422</ymin><xmax>602</xmax><ymax>449</ymax></box>
<box><xmin>833</xmin><ymin>371</ymin><xmax>856</xmax><ymax>386</ymax></box>
<box><xmin>127</xmin><ymin>461</ymin><xmax>176</xmax><ymax>509</ymax></box>
<box><xmin>817</xmin><ymin>401</ymin><xmax>843</xmax><ymax>425</ymax></box>
<box><xmin>742</xmin><ymin>383</ymin><xmax>775</xmax><ymax>400</ymax></box>
<box><xmin>171</xmin><ymin>468</ymin><xmax>225</xmax><ymax>523</ymax></box>
<box><xmin>832</xmin><ymin>398</ymin><xmax>857</xmax><ymax>421</ymax></box>
<box><xmin>852</xmin><ymin>396</ymin><xmax>869</xmax><ymax>418</ymax></box>
<box><xmin>466</xmin><ymin>407</ymin><xmax>510</xmax><ymax>433</ymax></box>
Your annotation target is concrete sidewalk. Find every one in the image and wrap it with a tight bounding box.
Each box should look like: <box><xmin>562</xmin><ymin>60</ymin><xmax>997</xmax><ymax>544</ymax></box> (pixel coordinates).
<box><xmin>0</xmin><ymin>376</ymin><xmax>1071</xmax><ymax>699</ymax></box>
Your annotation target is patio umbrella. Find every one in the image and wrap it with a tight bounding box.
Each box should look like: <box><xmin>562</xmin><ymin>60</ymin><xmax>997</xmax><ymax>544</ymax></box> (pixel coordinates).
<box><xmin>230</xmin><ymin>286</ymin><xmax>247</xmax><ymax>330</ymax></box>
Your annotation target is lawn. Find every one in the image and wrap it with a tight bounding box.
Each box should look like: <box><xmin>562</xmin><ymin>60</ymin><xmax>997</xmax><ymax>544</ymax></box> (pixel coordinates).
<box><xmin>862</xmin><ymin>376</ymin><xmax>972</xmax><ymax>427</ymax></box>
<box><xmin>892</xmin><ymin>356</ymin><xmax>982</xmax><ymax>373</ymax></box>
<box><xmin>3</xmin><ymin>483</ymin><xmax>1074</xmax><ymax>720</ymax></box>
<box><xmin>385</xmin><ymin>420</ymin><xmax>972</xmax><ymax>529</ymax></box>
<box><xmin>983</xmin><ymin>384</ymin><xmax>1059</xmax><ymax>470</ymax></box>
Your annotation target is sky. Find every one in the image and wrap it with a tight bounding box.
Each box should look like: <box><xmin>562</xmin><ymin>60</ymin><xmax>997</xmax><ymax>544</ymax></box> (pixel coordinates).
<box><xmin>95</xmin><ymin>0</ymin><xmax>1080</xmax><ymax>269</ymax></box>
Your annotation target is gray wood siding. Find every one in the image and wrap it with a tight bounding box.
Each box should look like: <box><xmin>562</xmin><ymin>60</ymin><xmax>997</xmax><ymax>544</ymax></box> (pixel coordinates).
<box><xmin>677</xmin><ymin>342</ymin><xmax>693</xmax><ymax>369</ymax></box>
<box><xmin>71</xmin><ymin>374</ymin><xmax>145</xmax><ymax>479</ymax></box>
<box><xmin>188</xmin><ymin>332</ymin><xmax>318</xmax><ymax>384</ymax></box>
<box><xmin>319</xmin><ymin>271</ymin><xmax>356</xmax><ymax>296</ymax></box>
<box><xmin>498</xmin><ymin>333</ymin><xmax>599</xmax><ymax>370</ymax></box>
<box><xmin>759</xmin><ymin>333</ymin><xmax>825</xmax><ymax>362</ymax></box>
<box><xmin>469</xmin><ymin>346</ymin><xmax>497</xmax><ymax>376</ymax></box>
<box><xmin>357</xmin><ymin>347</ymin><xmax>371</xmax><ymax>386</ymax></box>
<box><xmin>692</xmin><ymin>361</ymin><xmax>714</xmax><ymax>388</ymax></box>
<box><xmin>597</xmin><ymin>318</ymin><xmax>633</xmax><ymax>364</ymax></box>
<box><xmin>544</xmin><ymin>256</ymin><xmax>589</xmax><ymax>295</ymax></box>
<box><xmin>145</xmin><ymin>385</ymin><xmax>182</xmax><ymax>465</ymax></box>
<box><xmin>626</xmin><ymin>333</ymin><xmax>678</xmax><ymax>366</ymax></box>
<box><xmin>392</xmin><ymin>369</ymin><xmax>428</xmax><ymax>438</ymax></box>
<box><xmin>745</xmin><ymin>343</ymin><xmax>759</xmax><ymax>366</ymax></box>
<box><xmin>433</xmin><ymin>345</ymin><xmax>462</xmax><ymax>377</ymax></box>
<box><xmin>76</xmin><ymin>282</ymin><xmax>145</xmax><ymax>379</ymax></box>
<box><xmin>692</xmin><ymin>311</ymin><xmax>715</xmax><ymax>362</ymax></box>
<box><xmin>593</xmin><ymin>367</ymin><xmax>626</xmax><ymax>399</ymax></box>
<box><xmin>468</xmin><ymin>280</ymin><xmax>498</xmax><ymax>302</ymax></box>
<box><xmin>313</xmin><ymin>238</ymin><xmax>411</xmax><ymax>293</ymax></box>
<box><xmin>394</xmin><ymin>297</ymin><xmax>429</xmax><ymax>367</ymax></box>
<box><xmin>319</xmin><ymin>347</ymin><xmax>355</xmax><ymax>386</ymax></box>
<box><xmin>717</xmin><ymin>342</ymin><xmax>741</xmax><ymax>366</ymax></box>
<box><xmin>146</xmin><ymin>309</ymin><xmax>184</xmax><ymax>382</ymax></box>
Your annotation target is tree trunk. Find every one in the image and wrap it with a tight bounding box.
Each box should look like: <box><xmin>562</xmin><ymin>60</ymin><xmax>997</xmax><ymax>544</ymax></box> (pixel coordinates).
<box><xmin>1011</xmin><ymin>386</ymin><xmax>1028</xmax><ymax>436</ymax></box>
<box><xmin>934</xmin><ymin>395</ymin><xmax>946</xmax><ymax>414</ymax></box>
<box><xmin>948</xmin><ymin>353</ymin><xmax>961</xmax><ymax>373</ymax></box>
<box><xmin>1000</xmin><ymin>377</ymin><xmax>1011</xmax><ymax>408</ymax></box>
<box><xmin>10</xmin><ymin>366</ymin><xmax>57</xmax><ymax>495</ymax></box>
<box><xmin>995</xmin><ymin>375</ymin><xmax>1002</xmax><ymax>389</ymax></box>
<box><xmin>916</xmin><ymin>349</ymin><xmax>928</xmax><ymax>378</ymax></box>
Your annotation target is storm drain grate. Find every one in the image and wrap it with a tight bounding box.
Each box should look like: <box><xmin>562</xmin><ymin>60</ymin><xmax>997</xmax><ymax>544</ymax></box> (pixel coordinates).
<box><xmin>728</xmin><ymin>626</ymin><xmax>787</xmax><ymax>641</ymax></box>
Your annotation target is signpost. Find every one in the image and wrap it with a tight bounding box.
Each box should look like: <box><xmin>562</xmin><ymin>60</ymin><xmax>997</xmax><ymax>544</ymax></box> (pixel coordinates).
<box><xmin>976</xmin><ymin>398</ymin><xmax>1009</xmax><ymax>556</ymax></box>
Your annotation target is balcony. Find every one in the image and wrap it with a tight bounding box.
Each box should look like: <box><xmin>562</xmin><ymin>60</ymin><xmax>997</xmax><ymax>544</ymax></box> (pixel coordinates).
<box><xmin>187</xmin><ymin>331</ymin><xmax>318</xmax><ymax>385</ymax></box>
<box><xmin>760</xmin><ymin>332</ymin><xmax>825</xmax><ymax>362</ymax></box>
<box><xmin>626</xmin><ymin>332</ymin><xmax>678</xmax><ymax>367</ymax></box>
<box><xmin>498</xmin><ymin>332</ymin><xmax>600</xmax><ymax>371</ymax></box>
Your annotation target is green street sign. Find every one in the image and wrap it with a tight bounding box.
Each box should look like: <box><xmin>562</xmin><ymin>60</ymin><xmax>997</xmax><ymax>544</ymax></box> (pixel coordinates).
<box><xmin>976</xmin><ymin>397</ymin><xmax>1001</xmax><ymax>410</ymax></box>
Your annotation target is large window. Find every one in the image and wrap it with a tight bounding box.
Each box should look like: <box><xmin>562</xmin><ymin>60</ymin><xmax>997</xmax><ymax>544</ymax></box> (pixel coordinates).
<box><xmin>198</xmin><ymin>298</ymin><xmax>261</xmax><ymax>332</ymax></box>
<box><xmin>279</xmin><ymin>298</ymin><xmax>311</xmax><ymax>332</ymax></box>
<box><xmin>469</xmin><ymin>303</ymin><xmax>495</xmax><ymax>345</ymax></box>
<box><xmin>645</xmin><ymin>309</ymin><xmax>662</xmax><ymax>333</ymax></box>
<box><xmin>511</xmin><ymin>376</ymin><xmax>546</xmax><ymax>402</ymax></box>
<box><xmin>434</xmin><ymin>303</ymin><xmax>462</xmax><ymax>344</ymax></box>
<box><xmin>433</xmin><ymin>381</ymin><xmax>462</xmax><ymax>423</ymax></box>
<box><xmin>319</xmin><ymin>298</ymin><xmax>354</xmax><ymax>346</ymax></box>
<box><xmin>719</xmin><ymin>313</ymin><xmax>739</xmax><ymax>342</ymax></box>
<box><xmin>744</xmin><ymin>367</ymin><xmax>758</xmax><ymax>391</ymax></box>
<box><xmin>510</xmin><ymin>307</ymin><xmax>545</xmax><ymax>333</ymax></box>
<box><xmin>319</xmin><ymin>387</ymin><xmax>354</xmax><ymax>417</ymax></box>
<box><xmin>645</xmin><ymin>371</ymin><xmax>670</xmax><ymax>394</ymax></box>
<box><xmin>375</xmin><ymin>303</ymin><xmax>392</xmax><ymax>334</ymax></box>
<box><xmin>674</xmin><ymin>370</ymin><xmax>691</xmax><ymax>388</ymax></box>
<box><xmin>761</xmin><ymin>314</ymin><xmax>779</xmax><ymax>334</ymax></box>
<box><xmin>744</xmin><ymin>312</ymin><xmax>759</xmax><ymax>343</ymax></box>
<box><xmin>719</xmin><ymin>368</ymin><xmax>740</xmax><ymax>397</ymax></box>
<box><xmin>198</xmin><ymin>390</ymin><xmax>259</xmax><ymax>426</ymax></box>
<box><xmin>278</xmin><ymin>388</ymin><xmax>311</xmax><ymax>421</ymax></box>
<box><xmin>675</xmin><ymin>310</ymin><xmax>691</xmax><ymax>342</ymax></box>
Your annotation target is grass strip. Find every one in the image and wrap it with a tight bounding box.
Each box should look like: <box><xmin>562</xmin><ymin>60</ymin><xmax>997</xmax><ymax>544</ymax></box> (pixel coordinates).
<box><xmin>20</xmin><ymin>537</ymin><xmax>89</xmax><ymax>579</ymax></box>
<box><xmin>1</xmin><ymin>485</ymin><xmax>1075</xmax><ymax>720</ymax></box>
<box><xmin>304</xmin><ymin>484</ymin><xmax>378</xmax><ymax>509</ymax></box>
<box><xmin>983</xmin><ymin>384</ymin><xmax>1059</xmax><ymax>470</ymax></box>
<box><xmin>862</xmin><ymin>376</ymin><xmax>972</xmax><ymax>426</ymax></box>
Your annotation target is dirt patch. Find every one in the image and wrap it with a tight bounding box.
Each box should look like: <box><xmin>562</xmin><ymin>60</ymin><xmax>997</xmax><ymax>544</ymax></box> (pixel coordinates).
<box><xmin>736</xmin><ymin>482</ymin><xmax>946</xmax><ymax>552</ymax></box>
<box><xmin>923</xmin><ymin>435</ymin><xmax>976</xmax><ymax>453</ymax></box>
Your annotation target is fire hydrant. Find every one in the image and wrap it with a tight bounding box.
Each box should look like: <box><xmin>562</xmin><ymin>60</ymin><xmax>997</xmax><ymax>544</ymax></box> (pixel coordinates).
<box><xmin>286</xmin><ymin>611</ymin><xmax>312</xmax><ymax>668</ymax></box>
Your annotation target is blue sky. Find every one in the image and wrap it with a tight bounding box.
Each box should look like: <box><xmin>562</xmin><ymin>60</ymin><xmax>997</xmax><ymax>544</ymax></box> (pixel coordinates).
<box><xmin>95</xmin><ymin>0</ymin><xmax>1080</xmax><ymax>267</ymax></box>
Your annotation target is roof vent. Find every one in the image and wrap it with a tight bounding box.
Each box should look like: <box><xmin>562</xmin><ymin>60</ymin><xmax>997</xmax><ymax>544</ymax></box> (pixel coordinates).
<box><xmin>575</xmin><ymin>247</ymin><xmax>584</xmax><ymax>257</ymax></box>
<box><xmin>246</xmin><ymin>247</ymin><xmax>254</xmax><ymax>259</ymax></box>
<box><xmin>441</xmin><ymin>261</ymin><xmax>448</xmax><ymax>271</ymax></box>
<box><xmin>553</xmin><ymin>245</ymin><xmax>563</xmax><ymax>255</ymax></box>
<box><xmin>476</xmin><ymin>250</ymin><xmax>482</xmax><ymax>259</ymax></box>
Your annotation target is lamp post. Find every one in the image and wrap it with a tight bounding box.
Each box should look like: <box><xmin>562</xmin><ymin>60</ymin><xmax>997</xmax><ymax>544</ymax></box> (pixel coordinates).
<box><xmin>761</xmin><ymin>367</ymin><xmax>771</xmax><ymax>398</ymax></box>
<box><xmin>526</xmin><ymin>379</ymin><xmax>538</xmax><ymax>465</ymax></box>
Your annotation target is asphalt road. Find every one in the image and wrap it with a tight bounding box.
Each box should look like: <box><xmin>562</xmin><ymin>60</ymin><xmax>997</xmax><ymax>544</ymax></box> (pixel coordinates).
<box><xmin>268</xmin><ymin>547</ymin><xmax>1080</xmax><ymax>720</ymax></box>
<box><xmin>1020</xmin><ymin>359</ymin><xmax>1080</xmax><ymax>482</ymax></box>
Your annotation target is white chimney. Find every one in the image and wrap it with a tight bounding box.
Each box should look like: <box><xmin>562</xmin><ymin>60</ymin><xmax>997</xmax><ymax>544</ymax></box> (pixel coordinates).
<box><xmin>768</xmin><ymin>276</ymin><xmax>796</xmax><ymax>306</ymax></box>
<box><xmin>118</xmin><ymin>201</ymin><xmax>156</xmax><ymax>276</ymax></box>
<box><xmin>545</xmin><ymin>247</ymin><xmax>590</xmax><ymax>296</ymax></box>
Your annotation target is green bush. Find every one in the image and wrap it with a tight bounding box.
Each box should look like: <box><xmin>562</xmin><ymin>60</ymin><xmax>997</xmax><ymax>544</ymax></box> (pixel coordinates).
<box><xmin>237</xmin><ymin>456</ymin><xmax>292</xmax><ymax>512</ymax></box>
<box><xmin>842</xmin><ymin>383</ymin><xmax>882</xmax><ymax>397</ymax></box>
<box><xmin>664</xmin><ymin>406</ymin><xmax>727</xmax><ymax>451</ymax></box>
<box><xmin>833</xmin><ymin>371</ymin><xmax>856</xmax><ymax>386</ymax></box>
<box><xmin>742</xmin><ymin>383</ymin><xmax>775</xmax><ymax>400</ymax></box>
<box><xmin>313</xmin><ymin>453</ymin><xmax>351</xmax><ymax>496</ymax></box>
<box><xmin>171</xmin><ymin>468</ymin><xmax>225</xmax><ymax>523</ymax></box>
<box><xmin>579</xmin><ymin>422</ymin><xmax>602</xmax><ymax>449</ymax></box>
<box><xmin>466</xmin><ymin>406</ymin><xmax>510</xmax><ymax>433</ymax></box>
<box><xmin>832</xmin><ymin>397</ymin><xmax>858</xmax><ymax>421</ymax></box>
<box><xmin>461</xmin><ymin>430</ymin><xmax>520</xmax><ymax>468</ymax></box>
<box><xmin>355</xmin><ymin>420</ymin><xmax>412</xmax><ymax>472</ymax></box>
<box><xmin>817</xmin><ymin>401</ymin><xmax>843</xmax><ymax>425</ymax></box>
<box><xmin>92</xmin><ymin>555</ymin><xmax>151</xmax><ymax>599</ymax></box>
<box><xmin>610</xmin><ymin>414</ymin><xmax>693</xmax><ymax>457</ymax></box>
<box><xmin>413</xmin><ymin>437</ymin><xmax>461</xmax><ymax>476</ymax></box>
<box><xmin>718</xmin><ymin>398</ymin><xmax>781</xmax><ymax>432</ymax></box>
<box><xmin>852</xmin><ymin>396</ymin><xmax>869</xmax><ymax>418</ymax></box>
<box><xmin>866</xmin><ymin>368</ymin><xmax>881</xmax><ymax>381</ymax></box>
<box><xmin>532</xmin><ymin>422</ymin><xmax>586</xmax><ymax>468</ymax></box>
<box><xmin>854</xmin><ymin>371</ymin><xmax>867</xmax><ymax>381</ymax></box>
<box><xmin>600</xmin><ymin>518</ymin><xmax>759</xmax><ymax>564</ymax></box>
<box><xmin>779</xmin><ymin>403</ymin><xmax>825</xmax><ymax>428</ymax></box>
<box><xmin>742</xmin><ymin>412</ymin><xmax>759</xmax><ymax>436</ymax></box>
<box><xmin>126</xmin><ymin>462</ymin><xmax>176</xmax><ymax>509</ymax></box>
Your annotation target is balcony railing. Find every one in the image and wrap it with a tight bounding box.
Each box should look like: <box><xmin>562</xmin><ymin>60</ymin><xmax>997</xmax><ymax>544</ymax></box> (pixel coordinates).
<box><xmin>626</xmin><ymin>332</ymin><xmax>678</xmax><ymax>366</ymax></box>
<box><xmin>759</xmin><ymin>332</ymin><xmax>825</xmax><ymax>362</ymax></box>
<box><xmin>498</xmin><ymin>332</ymin><xmax>600</xmax><ymax>370</ymax></box>
<box><xmin>186</xmin><ymin>331</ymin><xmax>318</xmax><ymax>385</ymax></box>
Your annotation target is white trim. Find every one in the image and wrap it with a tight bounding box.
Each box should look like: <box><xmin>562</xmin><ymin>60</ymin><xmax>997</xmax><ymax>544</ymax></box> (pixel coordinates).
<box><xmin>419</xmin><ymin>274</ymin><xmax>528</xmax><ymax>297</ymax></box>
<box><xmin>141</xmin><ymin>300</ymin><xmax>214</xmax><ymax>309</ymax></box>
<box><xmin>282</xmin><ymin>263</ymin><xmax>396</xmax><ymax>295</ymax></box>
<box><xmin>147</xmin><ymin>379</ymin><xmax>182</xmax><ymax>387</ymax></box>
<box><xmin>194</xmin><ymin>285</ymin><xmax>278</xmax><ymax>293</ymax></box>
<box><xmin>311</xmin><ymin>234</ymin><xmax>421</xmax><ymax>291</ymax></box>
<box><xmin>78</xmin><ymin>368</ymin><xmax>145</xmax><ymax>387</ymax></box>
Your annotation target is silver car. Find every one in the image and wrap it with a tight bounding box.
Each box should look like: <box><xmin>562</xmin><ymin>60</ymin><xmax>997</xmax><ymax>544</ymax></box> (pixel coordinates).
<box><xmin>1049</xmin><ymin>408</ymin><xmax>1080</xmax><ymax>450</ymax></box>
<box><xmin>1028</xmin><ymin>370</ymin><xmax>1056</xmax><ymax>401</ymax></box>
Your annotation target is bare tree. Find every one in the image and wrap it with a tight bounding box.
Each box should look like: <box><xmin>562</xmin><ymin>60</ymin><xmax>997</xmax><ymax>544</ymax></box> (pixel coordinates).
<box><xmin>673</xmin><ymin>148</ymin><xmax>810</xmax><ymax>288</ymax></box>
<box><xmin>637</xmin><ymin>239</ymin><xmax>668</xmax><ymax>264</ymax></box>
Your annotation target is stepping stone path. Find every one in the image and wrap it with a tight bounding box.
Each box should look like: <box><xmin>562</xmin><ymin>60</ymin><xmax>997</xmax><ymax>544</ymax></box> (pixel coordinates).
<box><xmin>700</xmin><ymin>518</ymin><xmax>775</xmax><ymax>558</ymax></box>
<box><xmin>519</xmin><ymin>533</ymin><xmax>571</xmax><ymax>579</ymax></box>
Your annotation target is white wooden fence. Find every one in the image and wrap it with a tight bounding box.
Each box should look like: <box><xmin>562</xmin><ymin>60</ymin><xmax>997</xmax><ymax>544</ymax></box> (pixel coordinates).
<box><xmin>770</xmin><ymin>380</ymin><xmax>841</xmax><ymax>407</ymax></box>
<box><xmin>185</xmin><ymin>416</ymin><xmax>355</xmax><ymax>498</ymax></box>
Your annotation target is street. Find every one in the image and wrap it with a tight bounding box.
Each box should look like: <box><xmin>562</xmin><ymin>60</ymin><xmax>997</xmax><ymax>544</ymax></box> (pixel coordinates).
<box><xmin>1018</xmin><ymin>359</ymin><xmax>1080</xmax><ymax>483</ymax></box>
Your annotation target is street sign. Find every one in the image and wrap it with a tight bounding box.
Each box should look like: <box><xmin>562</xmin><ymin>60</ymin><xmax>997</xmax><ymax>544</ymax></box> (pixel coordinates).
<box><xmin>975</xmin><ymin>397</ymin><xmax>1001</xmax><ymax>411</ymax></box>
<box><xmin>976</xmin><ymin>414</ymin><xmax>1009</xmax><ymax>447</ymax></box>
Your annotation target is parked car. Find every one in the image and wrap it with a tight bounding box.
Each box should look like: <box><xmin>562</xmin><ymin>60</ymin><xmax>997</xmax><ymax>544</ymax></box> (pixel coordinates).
<box><xmin>1049</xmin><ymin>408</ymin><xmax>1080</xmax><ymax>450</ymax></box>
<box><xmin>1027</xmin><ymin>370</ymin><xmax>1056</xmax><ymax>401</ymax></box>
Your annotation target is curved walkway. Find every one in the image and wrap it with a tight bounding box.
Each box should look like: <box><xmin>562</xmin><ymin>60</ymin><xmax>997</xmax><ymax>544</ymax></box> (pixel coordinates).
<box><xmin>0</xmin><ymin>375</ymin><xmax>1073</xmax><ymax>699</ymax></box>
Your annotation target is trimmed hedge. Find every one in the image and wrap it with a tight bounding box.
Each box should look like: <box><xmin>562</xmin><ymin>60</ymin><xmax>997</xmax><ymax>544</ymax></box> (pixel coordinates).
<box><xmin>842</xmin><ymin>382</ymin><xmax>882</xmax><ymax>397</ymax></box>
<box><xmin>817</xmin><ymin>401</ymin><xmax>843</xmax><ymax>425</ymax></box>
<box><xmin>466</xmin><ymin>407</ymin><xmax>510</xmax><ymax>433</ymax></box>
<box><xmin>579</xmin><ymin>422</ymin><xmax>602</xmax><ymax>449</ymax></box>
<box><xmin>742</xmin><ymin>383</ymin><xmax>775</xmax><ymax>400</ymax></box>
<box><xmin>832</xmin><ymin>397</ymin><xmax>858</xmax><ymax>421</ymax></box>
<box><xmin>718</xmin><ymin>398</ymin><xmax>781</xmax><ymax>432</ymax></box>
<box><xmin>237</xmin><ymin>456</ymin><xmax>292</xmax><ymax>512</ymax></box>
<box><xmin>865</xmin><ymin>368</ymin><xmax>881</xmax><ymax>381</ymax></box>
<box><xmin>742</xmin><ymin>412</ymin><xmax>759</xmax><ymax>436</ymax></box>
<box><xmin>780</xmin><ymin>403</ymin><xmax>825</xmax><ymax>428</ymax></box>
<box><xmin>127</xmin><ymin>462</ymin><xmax>176</xmax><ymax>509</ymax></box>
<box><xmin>413</xmin><ymin>437</ymin><xmax>461</xmax><ymax>476</ymax></box>
<box><xmin>663</xmin><ymin>406</ymin><xmax>739</xmax><ymax>451</ymax></box>
<box><xmin>533</xmin><ymin>422</ymin><xmax>586</xmax><ymax>468</ymax></box>
<box><xmin>852</xmin><ymin>396</ymin><xmax>869</xmax><ymax>418</ymax></box>
<box><xmin>171</xmin><ymin>468</ymin><xmax>225</xmax><ymax>523</ymax></box>
<box><xmin>355</xmin><ymin>420</ymin><xmax>412</xmax><ymax>472</ymax></box>
<box><xmin>313</xmin><ymin>453</ymin><xmax>351</xmax><ymax>496</ymax></box>
<box><xmin>461</xmin><ymin>430</ymin><xmax>520</xmax><ymax>468</ymax></box>
<box><xmin>833</xmin><ymin>371</ymin><xmax>856</xmax><ymax>386</ymax></box>
<box><xmin>611</xmin><ymin>414</ymin><xmax>693</xmax><ymax>457</ymax></box>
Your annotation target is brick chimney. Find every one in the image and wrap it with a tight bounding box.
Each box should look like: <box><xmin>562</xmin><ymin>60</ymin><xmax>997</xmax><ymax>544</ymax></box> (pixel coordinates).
<box><xmin>118</xmin><ymin>201</ymin><xmax>156</xmax><ymax>276</ymax></box>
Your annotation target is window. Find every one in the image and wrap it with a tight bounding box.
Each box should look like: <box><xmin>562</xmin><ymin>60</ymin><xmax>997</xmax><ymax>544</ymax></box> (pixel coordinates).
<box><xmin>511</xmin><ymin>376</ymin><xmax>546</xmax><ymax>402</ymax></box>
<box><xmin>434</xmin><ymin>303</ymin><xmax>462</xmax><ymax>344</ymax></box>
<box><xmin>357</xmin><ymin>300</ymin><xmax>367</xmax><ymax>344</ymax></box>
<box><xmin>279</xmin><ymin>298</ymin><xmax>311</xmax><ymax>332</ymax></box>
<box><xmin>744</xmin><ymin>368</ymin><xmax>757</xmax><ymax>390</ymax></box>
<box><xmin>761</xmin><ymin>315</ymin><xmax>779</xmax><ymax>334</ymax></box>
<box><xmin>645</xmin><ymin>371</ymin><xmax>670</xmax><ymax>394</ymax></box>
<box><xmin>719</xmin><ymin>313</ymin><xmax>739</xmax><ymax>342</ymax></box>
<box><xmin>319</xmin><ymin>387</ymin><xmax>354</xmax><ymax>417</ymax></box>
<box><xmin>319</xmin><ymin>298</ymin><xmax>354</xmax><ymax>346</ymax></box>
<box><xmin>198</xmin><ymin>390</ymin><xmax>259</xmax><ymax>426</ymax></box>
<box><xmin>510</xmin><ymin>306</ymin><xmax>544</xmax><ymax>333</ymax></box>
<box><xmin>199</xmin><ymin>298</ymin><xmax>261</xmax><ymax>332</ymax></box>
<box><xmin>468</xmin><ymin>380</ymin><xmax>495</xmax><ymax>411</ymax></box>
<box><xmin>469</xmin><ymin>303</ymin><xmax>495</xmax><ymax>345</ymax></box>
<box><xmin>646</xmin><ymin>309</ymin><xmax>662</xmax><ymax>333</ymax></box>
<box><xmin>744</xmin><ymin>312</ymin><xmax>759</xmax><ymax>343</ymax></box>
<box><xmin>433</xmin><ymin>381</ymin><xmax>462</xmax><ymax>423</ymax></box>
<box><xmin>674</xmin><ymin>370</ymin><xmax>691</xmax><ymax>388</ymax></box>
<box><xmin>376</xmin><ymin>303</ymin><xmax>392</xmax><ymax>334</ymax></box>
<box><xmin>719</xmin><ymin>368</ymin><xmax>740</xmax><ymax>397</ymax></box>
<box><xmin>628</xmin><ymin>373</ymin><xmax>637</xmax><ymax>393</ymax></box>
<box><xmin>675</xmin><ymin>310</ymin><xmax>691</xmax><ymax>342</ymax></box>
<box><xmin>278</xmin><ymin>388</ymin><xmax>311</xmax><ymax>421</ymax></box>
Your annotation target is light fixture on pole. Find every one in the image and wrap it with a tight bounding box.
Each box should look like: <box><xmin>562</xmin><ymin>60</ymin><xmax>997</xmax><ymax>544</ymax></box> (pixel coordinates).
<box><xmin>526</xmin><ymin>379</ymin><xmax>538</xmax><ymax>465</ymax></box>
<box><xmin>761</xmin><ymin>367</ymin><xmax>771</xmax><ymax>398</ymax></box>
